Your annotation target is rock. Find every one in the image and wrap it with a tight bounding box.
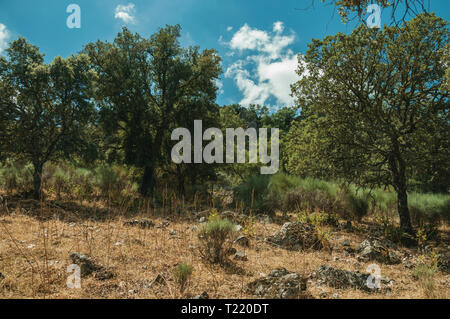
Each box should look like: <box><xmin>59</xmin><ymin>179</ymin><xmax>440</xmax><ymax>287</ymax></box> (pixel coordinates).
<box><xmin>235</xmin><ymin>236</ymin><xmax>249</xmax><ymax>247</ymax></box>
<box><xmin>358</xmin><ymin>239</ymin><xmax>401</xmax><ymax>265</ymax></box>
<box><xmin>124</xmin><ymin>219</ymin><xmax>154</xmax><ymax>229</ymax></box>
<box><xmin>70</xmin><ymin>252</ymin><xmax>115</xmax><ymax>280</ymax></box>
<box><xmin>315</xmin><ymin>265</ymin><xmax>390</xmax><ymax>292</ymax></box>
<box><xmin>332</xmin><ymin>293</ymin><xmax>340</xmax><ymax>299</ymax></box>
<box><xmin>226</xmin><ymin>247</ymin><xmax>237</xmax><ymax>256</ymax></box>
<box><xmin>341</xmin><ymin>240</ymin><xmax>351</xmax><ymax>247</ymax></box>
<box><xmin>234</xmin><ymin>225</ymin><xmax>243</xmax><ymax>232</ymax></box>
<box><xmin>70</xmin><ymin>253</ymin><xmax>102</xmax><ymax>277</ymax></box>
<box><xmin>193</xmin><ymin>291</ymin><xmax>209</xmax><ymax>299</ymax></box>
<box><xmin>199</xmin><ymin>217</ymin><xmax>206</xmax><ymax>223</ymax></box>
<box><xmin>266</xmin><ymin>222</ymin><xmax>323</xmax><ymax>251</ymax></box>
<box><xmin>234</xmin><ymin>252</ymin><xmax>248</xmax><ymax>261</ymax></box>
<box><xmin>156</xmin><ymin>220</ymin><xmax>170</xmax><ymax>228</ymax></box>
<box><xmin>437</xmin><ymin>253</ymin><xmax>450</xmax><ymax>274</ymax></box>
<box><xmin>169</xmin><ymin>229</ymin><xmax>176</xmax><ymax>236</ymax></box>
<box><xmin>247</xmin><ymin>268</ymin><xmax>310</xmax><ymax>299</ymax></box>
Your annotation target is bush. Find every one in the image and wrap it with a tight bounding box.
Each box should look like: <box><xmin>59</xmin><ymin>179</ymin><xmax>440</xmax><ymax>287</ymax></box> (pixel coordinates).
<box><xmin>298</xmin><ymin>211</ymin><xmax>339</xmax><ymax>227</ymax></box>
<box><xmin>198</xmin><ymin>217</ymin><xmax>236</xmax><ymax>264</ymax></box>
<box><xmin>233</xmin><ymin>175</ymin><xmax>272</xmax><ymax>214</ymax></box>
<box><xmin>173</xmin><ymin>262</ymin><xmax>193</xmax><ymax>292</ymax></box>
<box><xmin>0</xmin><ymin>161</ymin><xmax>33</xmax><ymax>194</ymax></box>
<box><xmin>409</xmin><ymin>193</ymin><xmax>450</xmax><ymax>225</ymax></box>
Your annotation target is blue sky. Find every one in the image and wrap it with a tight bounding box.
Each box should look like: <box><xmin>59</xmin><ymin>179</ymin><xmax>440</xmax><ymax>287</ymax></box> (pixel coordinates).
<box><xmin>1</xmin><ymin>0</ymin><xmax>449</xmax><ymax>109</ymax></box>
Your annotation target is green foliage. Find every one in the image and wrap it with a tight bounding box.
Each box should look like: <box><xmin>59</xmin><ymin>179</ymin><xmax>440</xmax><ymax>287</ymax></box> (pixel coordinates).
<box><xmin>173</xmin><ymin>262</ymin><xmax>193</xmax><ymax>292</ymax></box>
<box><xmin>414</xmin><ymin>253</ymin><xmax>439</xmax><ymax>298</ymax></box>
<box><xmin>85</xmin><ymin>25</ymin><xmax>221</xmax><ymax>197</ymax></box>
<box><xmin>0</xmin><ymin>38</ymin><xmax>96</xmax><ymax>199</ymax></box>
<box><xmin>298</xmin><ymin>211</ymin><xmax>339</xmax><ymax>227</ymax></box>
<box><xmin>0</xmin><ymin>160</ymin><xmax>33</xmax><ymax>194</ymax></box>
<box><xmin>233</xmin><ymin>174</ymin><xmax>271</xmax><ymax>214</ymax></box>
<box><xmin>409</xmin><ymin>193</ymin><xmax>450</xmax><ymax>224</ymax></box>
<box><xmin>289</xmin><ymin>14</ymin><xmax>449</xmax><ymax>233</ymax></box>
<box><xmin>198</xmin><ymin>217</ymin><xmax>235</xmax><ymax>264</ymax></box>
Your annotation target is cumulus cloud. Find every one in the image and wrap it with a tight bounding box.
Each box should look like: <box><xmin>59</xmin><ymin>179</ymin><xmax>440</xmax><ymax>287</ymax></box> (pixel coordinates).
<box><xmin>0</xmin><ymin>23</ymin><xmax>10</xmax><ymax>54</ymax></box>
<box><xmin>224</xmin><ymin>22</ymin><xmax>304</xmax><ymax>108</ymax></box>
<box><xmin>115</xmin><ymin>3</ymin><xmax>136</xmax><ymax>24</ymax></box>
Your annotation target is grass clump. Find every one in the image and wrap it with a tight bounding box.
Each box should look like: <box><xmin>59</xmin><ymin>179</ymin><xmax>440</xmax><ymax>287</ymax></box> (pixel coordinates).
<box><xmin>173</xmin><ymin>262</ymin><xmax>194</xmax><ymax>292</ymax></box>
<box><xmin>198</xmin><ymin>216</ymin><xmax>236</xmax><ymax>264</ymax></box>
<box><xmin>414</xmin><ymin>253</ymin><xmax>439</xmax><ymax>298</ymax></box>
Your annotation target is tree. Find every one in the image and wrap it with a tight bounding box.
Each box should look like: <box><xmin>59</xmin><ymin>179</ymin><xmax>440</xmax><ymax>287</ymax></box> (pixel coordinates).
<box><xmin>288</xmin><ymin>14</ymin><xmax>449</xmax><ymax>236</ymax></box>
<box><xmin>85</xmin><ymin>25</ymin><xmax>221</xmax><ymax>196</ymax></box>
<box><xmin>0</xmin><ymin>38</ymin><xmax>96</xmax><ymax>199</ymax></box>
<box><xmin>319</xmin><ymin>0</ymin><xmax>429</xmax><ymax>23</ymax></box>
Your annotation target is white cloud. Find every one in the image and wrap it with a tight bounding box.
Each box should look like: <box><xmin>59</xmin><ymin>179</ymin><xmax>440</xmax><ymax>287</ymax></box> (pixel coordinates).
<box><xmin>0</xmin><ymin>23</ymin><xmax>10</xmax><ymax>54</ymax></box>
<box><xmin>115</xmin><ymin>3</ymin><xmax>136</xmax><ymax>24</ymax></box>
<box><xmin>224</xmin><ymin>22</ymin><xmax>304</xmax><ymax>108</ymax></box>
<box><xmin>227</xmin><ymin>26</ymin><xmax>233</xmax><ymax>32</ymax></box>
<box><xmin>273</xmin><ymin>21</ymin><xmax>284</xmax><ymax>33</ymax></box>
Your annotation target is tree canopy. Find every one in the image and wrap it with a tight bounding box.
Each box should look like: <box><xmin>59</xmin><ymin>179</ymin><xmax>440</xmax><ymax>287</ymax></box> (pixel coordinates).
<box><xmin>0</xmin><ymin>38</ymin><xmax>96</xmax><ymax>199</ymax></box>
<box><xmin>288</xmin><ymin>13</ymin><xmax>449</xmax><ymax>235</ymax></box>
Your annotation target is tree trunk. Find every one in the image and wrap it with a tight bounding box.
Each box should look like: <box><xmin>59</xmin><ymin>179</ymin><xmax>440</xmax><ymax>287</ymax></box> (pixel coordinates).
<box><xmin>140</xmin><ymin>164</ymin><xmax>155</xmax><ymax>197</ymax></box>
<box><xmin>176</xmin><ymin>165</ymin><xmax>185</xmax><ymax>197</ymax></box>
<box><xmin>388</xmin><ymin>147</ymin><xmax>414</xmax><ymax>236</ymax></box>
<box><xmin>396</xmin><ymin>185</ymin><xmax>413</xmax><ymax>235</ymax></box>
<box><xmin>33</xmin><ymin>163</ymin><xmax>43</xmax><ymax>200</ymax></box>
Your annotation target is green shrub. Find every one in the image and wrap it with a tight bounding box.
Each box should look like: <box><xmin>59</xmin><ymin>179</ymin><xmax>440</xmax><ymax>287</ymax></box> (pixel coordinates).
<box><xmin>173</xmin><ymin>262</ymin><xmax>194</xmax><ymax>292</ymax></box>
<box><xmin>234</xmin><ymin>174</ymin><xmax>272</xmax><ymax>214</ymax></box>
<box><xmin>198</xmin><ymin>217</ymin><xmax>236</xmax><ymax>264</ymax></box>
<box><xmin>0</xmin><ymin>161</ymin><xmax>33</xmax><ymax>194</ymax></box>
<box><xmin>297</xmin><ymin>211</ymin><xmax>339</xmax><ymax>227</ymax></box>
<box><xmin>409</xmin><ymin>193</ymin><xmax>450</xmax><ymax>224</ymax></box>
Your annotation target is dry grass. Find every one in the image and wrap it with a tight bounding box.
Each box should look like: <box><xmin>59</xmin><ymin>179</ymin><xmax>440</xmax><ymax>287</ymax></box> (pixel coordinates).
<box><xmin>0</xmin><ymin>197</ymin><xmax>449</xmax><ymax>299</ymax></box>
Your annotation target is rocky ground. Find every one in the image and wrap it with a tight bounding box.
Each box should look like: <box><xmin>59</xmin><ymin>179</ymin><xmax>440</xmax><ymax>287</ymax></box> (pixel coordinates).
<box><xmin>0</xmin><ymin>198</ymin><xmax>449</xmax><ymax>299</ymax></box>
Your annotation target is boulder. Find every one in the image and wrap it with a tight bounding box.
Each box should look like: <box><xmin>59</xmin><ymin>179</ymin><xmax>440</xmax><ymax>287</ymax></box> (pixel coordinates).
<box><xmin>247</xmin><ymin>268</ymin><xmax>310</xmax><ymax>299</ymax></box>
<box><xmin>235</xmin><ymin>236</ymin><xmax>249</xmax><ymax>247</ymax></box>
<box><xmin>234</xmin><ymin>252</ymin><xmax>248</xmax><ymax>261</ymax></box>
<box><xmin>266</xmin><ymin>222</ymin><xmax>322</xmax><ymax>251</ymax></box>
<box><xmin>315</xmin><ymin>265</ymin><xmax>392</xmax><ymax>292</ymax></box>
<box><xmin>358</xmin><ymin>239</ymin><xmax>401</xmax><ymax>265</ymax></box>
<box><xmin>70</xmin><ymin>252</ymin><xmax>114</xmax><ymax>280</ymax></box>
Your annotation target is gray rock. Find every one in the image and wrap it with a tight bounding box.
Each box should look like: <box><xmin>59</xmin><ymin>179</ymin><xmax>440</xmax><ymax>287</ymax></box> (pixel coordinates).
<box><xmin>341</xmin><ymin>240</ymin><xmax>351</xmax><ymax>247</ymax></box>
<box><xmin>234</xmin><ymin>225</ymin><xmax>243</xmax><ymax>232</ymax></box>
<box><xmin>124</xmin><ymin>219</ymin><xmax>154</xmax><ymax>229</ymax></box>
<box><xmin>199</xmin><ymin>217</ymin><xmax>206</xmax><ymax>223</ymax></box>
<box><xmin>247</xmin><ymin>268</ymin><xmax>310</xmax><ymax>299</ymax></box>
<box><xmin>234</xmin><ymin>252</ymin><xmax>248</xmax><ymax>261</ymax></box>
<box><xmin>169</xmin><ymin>229</ymin><xmax>176</xmax><ymax>236</ymax></box>
<box><xmin>235</xmin><ymin>236</ymin><xmax>250</xmax><ymax>247</ymax></box>
<box><xmin>358</xmin><ymin>239</ymin><xmax>401</xmax><ymax>265</ymax></box>
<box><xmin>70</xmin><ymin>252</ymin><xmax>114</xmax><ymax>280</ymax></box>
<box><xmin>193</xmin><ymin>291</ymin><xmax>209</xmax><ymax>299</ymax></box>
<box><xmin>266</xmin><ymin>222</ymin><xmax>323</xmax><ymax>251</ymax></box>
<box><xmin>315</xmin><ymin>265</ymin><xmax>390</xmax><ymax>292</ymax></box>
